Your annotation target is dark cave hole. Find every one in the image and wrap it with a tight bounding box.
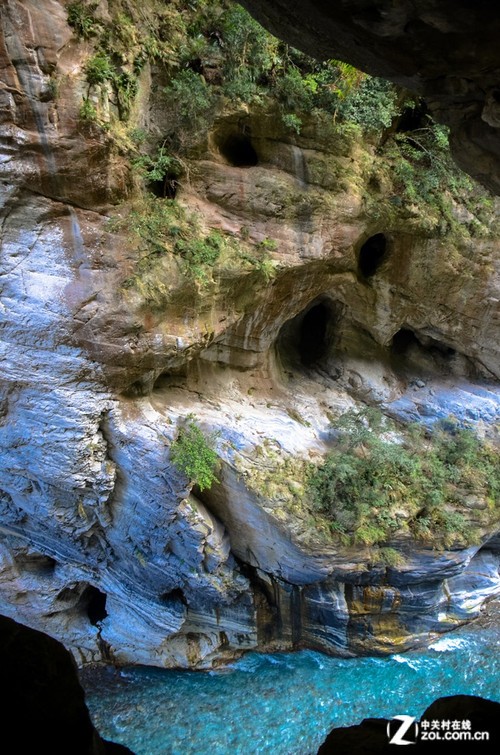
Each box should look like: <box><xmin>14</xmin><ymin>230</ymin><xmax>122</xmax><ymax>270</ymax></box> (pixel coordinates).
<box><xmin>219</xmin><ymin>133</ymin><xmax>258</xmax><ymax>167</ymax></box>
<box><xmin>391</xmin><ymin>328</ymin><xmax>460</xmax><ymax>377</ymax></box>
<box><xmin>299</xmin><ymin>303</ymin><xmax>331</xmax><ymax>366</ymax></box>
<box><xmin>20</xmin><ymin>554</ymin><xmax>57</xmax><ymax>575</ymax></box>
<box><xmin>160</xmin><ymin>588</ymin><xmax>187</xmax><ymax>606</ymax></box>
<box><xmin>358</xmin><ymin>233</ymin><xmax>387</xmax><ymax>278</ymax></box>
<box><xmin>187</xmin><ymin>57</ymin><xmax>204</xmax><ymax>74</ymax></box>
<box><xmin>276</xmin><ymin>298</ymin><xmax>337</xmax><ymax>371</ymax></box>
<box><xmin>82</xmin><ymin>585</ymin><xmax>108</xmax><ymax>626</ymax></box>
<box><xmin>391</xmin><ymin>328</ymin><xmax>420</xmax><ymax>356</ymax></box>
<box><xmin>395</xmin><ymin>100</ymin><xmax>429</xmax><ymax>133</ymax></box>
<box><xmin>148</xmin><ymin>172</ymin><xmax>178</xmax><ymax>199</ymax></box>
<box><xmin>153</xmin><ymin>366</ymin><xmax>187</xmax><ymax>392</ymax></box>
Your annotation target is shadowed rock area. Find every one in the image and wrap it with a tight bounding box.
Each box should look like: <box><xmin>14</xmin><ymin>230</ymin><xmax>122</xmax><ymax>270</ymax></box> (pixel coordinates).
<box><xmin>0</xmin><ymin>614</ymin><xmax>134</xmax><ymax>754</ymax></box>
<box><xmin>241</xmin><ymin>0</ymin><xmax>500</xmax><ymax>194</ymax></box>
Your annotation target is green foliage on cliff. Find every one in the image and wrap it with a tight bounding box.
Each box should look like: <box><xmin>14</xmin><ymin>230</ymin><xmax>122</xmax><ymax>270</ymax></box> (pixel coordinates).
<box><xmin>122</xmin><ymin>197</ymin><xmax>226</xmax><ymax>284</ymax></box>
<box><xmin>170</xmin><ymin>416</ymin><xmax>220</xmax><ymax>491</ymax></box>
<box><xmin>71</xmin><ymin>0</ymin><xmax>496</xmax><ymax>244</ymax></box>
<box><xmin>67</xmin><ymin>2</ymin><xmax>100</xmax><ymax>39</ymax></box>
<box><xmin>154</xmin><ymin>1</ymin><xmax>396</xmax><ymax>141</ymax></box>
<box><xmin>308</xmin><ymin>411</ymin><xmax>500</xmax><ymax>548</ymax></box>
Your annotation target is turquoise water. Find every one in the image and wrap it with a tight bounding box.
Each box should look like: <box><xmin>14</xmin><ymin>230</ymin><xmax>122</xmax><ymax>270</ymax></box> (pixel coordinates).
<box><xmin>83</xmin><ymin>613</ymin><xmax>500</xmax><ymax>755</ymax></box>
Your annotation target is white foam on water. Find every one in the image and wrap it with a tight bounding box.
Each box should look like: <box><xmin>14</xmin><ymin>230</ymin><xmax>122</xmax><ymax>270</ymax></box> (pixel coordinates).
<box><xmin>429</xmin><ymin>636</ymin><xmax>469</xmax><ymax>652</ymax></box>
<box><xmin>391</xmin><ymin>654</ymin><xmax>421</xmax><ymax>670</ymax></box>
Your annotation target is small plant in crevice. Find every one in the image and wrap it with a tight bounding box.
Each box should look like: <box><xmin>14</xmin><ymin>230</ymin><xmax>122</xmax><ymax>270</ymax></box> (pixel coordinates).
<box><xmin>170</xmin><ymin>415</ymin><xmax>220</xmax><ymax>491</ymax></box>
<box><xmin>130</xmin><ymin>143</ymin><xmax>182</xmax><ymax>197</ymax></box>
<box><xmin>84</xmin><ymin>53</ymin><xmax>114</xmax><ymax>86</ymax></box>
<box><xmin>120</xmin><ymin>197</ymin><xmax>230</xmax><ymax>286</ymax></box>
<box><xmin>79</xmin><ymin>97</ymin><xmax>99</xmax><ymax>123</ymax></box>
<box><xmin>67</xmin><ymin>1</ymin><xmax>100</xmax><ymax>40</ymax></box>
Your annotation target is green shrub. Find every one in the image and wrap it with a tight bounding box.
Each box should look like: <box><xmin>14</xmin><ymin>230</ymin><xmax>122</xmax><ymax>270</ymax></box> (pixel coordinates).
<box><xmin>163</xmin><ymin>69</ymin><xmax>215</xmax><ymax>150</ymax></box>
<box><xmin>84</xmin><ymin>53</ymin><xmax>114</xmax><ymax>86</ymax></box>
<box><xmin>79</xmin><ymin>97</ymin><xmax>98</xmax><ymax>122</ymax></box>
<box><xmin>114</xmin><ymin>71</ymin><xmax>138</xmax><ymax>119</ymax></box>
<box><xmin>282</xmin><ymin>113</ymin><xmax>302</xmax><ymax>134</ymax></box>
<box><xmin>336</xmin><ymin>76</ymin><xmax>399</xmax><ymax>132</ymax></box>
<box><xmin>307</xmin><ymin>411</ymin><xmax>499</xmax><ymax>548</ymax></box>
<box><xmin>170</xmin><ymin>416</ymin><xmax>220</xmax><ymax>491</ymax></box>
<box><xmin>378</xmin><ymin>547</ymin><xmax>406</xmax><ymax>567</ymax></box>
<box><xmin>67</xmin><ymin>2</ymin><xmax>99</xmax><ymax>39</ymax></box>
<box><xmin>131</xmin><ymin>145</ymin><xmax>180</xmax><ymax>185</ymax></box>
<box><xmin>174</xmin><ymin>231</ymin><xmax>223</xmax><ymax>281</ymax></box>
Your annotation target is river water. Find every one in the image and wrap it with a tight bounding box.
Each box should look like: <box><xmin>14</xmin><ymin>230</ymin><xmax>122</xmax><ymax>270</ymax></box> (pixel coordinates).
<box><xmin>82</xmin><ymin>602</ymin><xmax>500</xmax><ymax>755</ymax></box>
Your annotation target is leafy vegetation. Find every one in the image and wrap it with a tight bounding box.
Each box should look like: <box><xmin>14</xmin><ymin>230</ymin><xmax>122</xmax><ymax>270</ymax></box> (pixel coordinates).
<box><xmin>67</xmin><ymin>2</ymin><xmax>100</xmax><ymax>39</ymax></box>
<box><xmin>119</xmin><ymin>197</ymin><xmax>228</xmax><ymax>286</ymax></box>
<box><xmin>170</xmin><ymin>415</ymin><xmax>220</xmax><ymax>491</ymax></box>
<box><xmin>155</xmin><ymin>2</ymin><xmax>394</xmax><ymax>142</ymax></box>
<box><xmin>307</xmin><ymin>410</ymin><xmax>500</xmax><ymax>548</ymax></box>
<box><xmin>77</xmin><ymin>0</ymin><xmax>495</xmax><ymax>297</ymax></box>
<box><xmin>115</xmin><ymin>195</ymin><xmax>279</xmax><ymax>302</ymax></box>
<box><xmin>79</xmin><ymin>97</ymin><xmax>98</xmax><ymax>123</ymax></box>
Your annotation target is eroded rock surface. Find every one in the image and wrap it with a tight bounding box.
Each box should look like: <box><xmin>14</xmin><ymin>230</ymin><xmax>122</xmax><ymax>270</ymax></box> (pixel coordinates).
<box><xmin>0</xmin><ymin>1</ymin><xmax>499</xmax><ymax>668</ymax></box>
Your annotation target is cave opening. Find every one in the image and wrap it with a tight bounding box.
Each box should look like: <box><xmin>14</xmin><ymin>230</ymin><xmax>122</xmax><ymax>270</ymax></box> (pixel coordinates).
<box><xmin>358</xmin><ymin>233</ymin><xmax>387</xmax><ymax>278</ymax></box>
<box><xmin>395</xmin><ymin>100</ymin><xmax>429</xmax><ymax>133</ymax></box>
<box><xmin>390</xmin><ymin>327</ymin><xmax>463</xmax><ymax>378</ymax></box>
<box><xmin>148</xmin><ymin>173</ymin><xmax>178</xmax><ymax>199</ymax></box>
<box><xmin>160</xmin><ymin>588</ymin><xmax>188</xmax><ymax>606</ymax></box>
<box><xmin>82</xmin><ymin>585</ymin><xmax>108</xmax><ymax>626</ymax></box>
<box><xmin>391</xmin><ymin>328</ymin><xmax>420</xmax><ymax>356</ymax></box>
<box><xmin>18</xmin><ymin>553</ymin><xmax>57</xmax><ymax>575</ymax></box>
<box><xmin>219</xmin><ymin>133</ymin><xmax>258</xmax><ymax>167</ymax></box>
<box><xmin>276</xmin><ymin>298</ymin><xmax>337</xmax><ymax>371</ymax></box>
<box><xmin>299</xmin><ymin>303</ymin><xmax>331</xmax><ymax>366</ymax></box>
<box><xmin>391</xmin><ymin>328</ymin><xmax>457</xmax><ymax>360</ymax></box>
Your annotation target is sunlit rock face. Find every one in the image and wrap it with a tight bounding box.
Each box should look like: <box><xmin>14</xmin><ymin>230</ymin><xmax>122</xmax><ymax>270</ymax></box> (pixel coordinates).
<box><xmin>0</xmin><ymin>1</ymin><xmax>499</xmax><ymax>668</ymax></box>
<box><xmin>241</xmin><ymin>0</ymin><xmax>500</xmax><ymax>195</ymax></box>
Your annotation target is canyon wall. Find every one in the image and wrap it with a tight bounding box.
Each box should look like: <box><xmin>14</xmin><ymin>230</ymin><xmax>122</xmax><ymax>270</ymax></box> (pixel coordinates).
<box><xmin>0</xmin><ymin>0</ymin><xmax>499</xmax><ymax>668</ymax></box>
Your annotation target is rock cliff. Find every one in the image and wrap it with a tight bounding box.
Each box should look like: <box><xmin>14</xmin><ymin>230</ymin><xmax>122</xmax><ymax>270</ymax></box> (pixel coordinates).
<box><xmin>0</xmin><ymin>0</ymin><xmax>499</xmax><ymax>668</ymax></box>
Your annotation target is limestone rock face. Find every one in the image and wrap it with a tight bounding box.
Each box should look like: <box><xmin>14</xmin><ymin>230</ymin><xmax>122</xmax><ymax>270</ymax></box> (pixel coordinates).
<box><xmin>0</xmin><ymin>1</ymin><xmax>499</xmax><ymax>668</ymax></box>
<box><xmin>241</xmin><ymin>0</ymin><xmax>500</xmax><ymax>195</ymax></box>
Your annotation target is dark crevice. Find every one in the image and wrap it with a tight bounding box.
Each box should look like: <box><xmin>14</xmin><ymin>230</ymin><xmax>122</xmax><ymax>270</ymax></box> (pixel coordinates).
<box><xmin>17</xmin><ymin>553</ymin><xmax>57</xmax><ymax>575</ymax></box>
<box><xmin>358</xmin><ymin>233</ymin><xmax>387</xmax><ymax>278</ymax></box>
<box><xmin>298</xmin><ymin>303</ymin><xmax>331</xmax><ymax>366</ymax></box>
<box><xmin>391</xmin><ymin>328</ymin><xmax>457</xmax><ymax>360</ymax></box>
<box><xmin>388</xmin><ymin>326</ymin><xmax>479</xmax><ymax>379</ymax></box>
<box><xmin>391</xmin><ymin>327</ymin><xmax>419</xmax><ymax>356</ymax></box>
<box><xmin>81</xmin><ymin>585</ymin><xmax>108</xmax><ymax>626</ymax></box>
<box><xmin>395</xmin><ymin>100</ymin><xmax>429</xmax><ymax>133</ymax></box>
<box><xmin>160</xmin><ymin>587</ymin><xmax>188</xmax><ymax>606</ymax></box>
<box><xmin>148</xmin><ymin>173</ymin><xmax>178</xmax><ymax>199</ymax></box>
<box><xmin>153</xmin><ymin>366</ymin><xmax>188</xmax><ymax>392</ymax></box>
